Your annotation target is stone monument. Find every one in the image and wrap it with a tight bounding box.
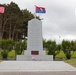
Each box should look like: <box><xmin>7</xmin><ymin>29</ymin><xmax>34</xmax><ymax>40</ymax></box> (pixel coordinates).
<box><xmin>17</xmin><ymin>18</ymin><xmax>53</xmax><ymax>61</ymax></box>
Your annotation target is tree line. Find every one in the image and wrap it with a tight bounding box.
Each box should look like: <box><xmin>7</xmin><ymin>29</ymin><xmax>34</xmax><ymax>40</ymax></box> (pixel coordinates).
<box><xmin>0</xmin><ymin>1</ymin><xmax>35</xmax><ymax>41</ymax></box>
<box><xmin>43</xmin><ymin>39</ymin><xmax>76</xmax><ymax>59</ymax></box>
<box><xmin>0</xmin><ymin>39</ymin><xmax>76</xmax><ymax>60</ymax></box>
<box><xmin>0</xmin><ymin>39</ymin><xmax>27</xmax><ymax>59</ymax></box>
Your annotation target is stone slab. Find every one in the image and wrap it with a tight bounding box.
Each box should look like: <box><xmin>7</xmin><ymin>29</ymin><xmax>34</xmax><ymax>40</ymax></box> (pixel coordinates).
<box><xmin>0</xmin><ymin>61</ymin><xmax>76</xmax><ymax>72</ymax></box>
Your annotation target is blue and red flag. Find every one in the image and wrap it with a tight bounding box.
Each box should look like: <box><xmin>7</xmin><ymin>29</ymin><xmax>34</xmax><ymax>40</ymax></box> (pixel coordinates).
<box><xmin>36</xmin><ymin>6</ymin><xmax>46</xmax><ymax>13</ymax></box>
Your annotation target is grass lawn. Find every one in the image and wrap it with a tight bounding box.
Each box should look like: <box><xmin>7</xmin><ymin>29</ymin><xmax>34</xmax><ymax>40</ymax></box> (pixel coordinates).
<box><xmin>55</xmin><ymin>51</ymin><xmax>76</xmax><ymax>59</ymax></box>
<box><xmin>64</xmin><ymin>60</ymin><xmax>76</xmax><ymax>67</ymax></box>
<box><xmin>55</xmin><ymin>51</ymin><xmax>66</xmax><ymax>58</ymax></box>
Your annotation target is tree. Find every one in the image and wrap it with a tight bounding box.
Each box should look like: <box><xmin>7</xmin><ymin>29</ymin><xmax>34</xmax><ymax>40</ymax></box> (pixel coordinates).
<box><xmin>62</xmin><ymin>40</ymin><xmax>74</xmax><ymax>59</ymax></box>
<box><xmin>14</xmin><ymin>39</ymin><xmax>27</xmax><ymax>57</ymax></box>
<box><xmin>56</xmin><ymin>44</ymin><xmax>61</xmax><ymax>55</ymax></box>
<box><xmin>71</xmin><ymin>41</ymin><xmax>76</xmax><ymax>51</ymax></box>
<box><xmin>46</xmin><ymin>40</ymin><xmax>59</xmax><ymax>59</ymax></box>
<box><xmin>2</xmin><ymin>2</ymin><xmax>24</xmax><ymax>40</ymax></box>
<box><xmin>0</xmin><ymin>2</ymin><xmax>35</xmax><ymax>40</ymax></box>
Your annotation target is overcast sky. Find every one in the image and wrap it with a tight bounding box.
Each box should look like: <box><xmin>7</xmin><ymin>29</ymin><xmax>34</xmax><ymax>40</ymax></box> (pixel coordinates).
<box><xmin>1</xmin><ymin>0</ymin><xmax>76</xmax><ymax>43</ymax></box>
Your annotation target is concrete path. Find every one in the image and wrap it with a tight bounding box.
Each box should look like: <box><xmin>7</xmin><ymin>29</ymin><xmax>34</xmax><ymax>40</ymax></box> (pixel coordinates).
<box><xmin>0</xmin><ymin>71</ymin><xmax>76</xmax><ymax>75</ymax></box>
<box><xmin>0</xmin><ymin>61</ymin><xmax>76</xmax><ymax>75</ymax></box>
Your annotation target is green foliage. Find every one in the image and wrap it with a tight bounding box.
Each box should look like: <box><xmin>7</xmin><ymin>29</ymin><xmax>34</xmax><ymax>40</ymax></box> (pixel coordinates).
<box><xmin>0</xmin><ymin>39</ymin><xmax>26</xmax><ymax>58</ymax></box>
<box><xmin>71</xmin><ymin>41</ymin><xmax>76</xmax><ymax>51</ymax></box>
<box><xmin>56</xmin><ymin>51</ymin><xmax>66</xmax><ymax>58</ymax></box>
<box><xmin>45</xmin><ymin>40</ymin><xmax>58</xmax><ymax>59</ymax></box>
<box><xmin>0</xmin><ymin>2</ymin><xmax>35</xmax><ymax>40</ymax></box>
<box><xmin>0</xmin><ymin>39</ymin><xmax>15</xmax><ymax>51</ymax></box>
<box><xmin>56</xmin><ymin>44</ymin><xmax>61</xmax><ymax>55</ymax></box>
<box><xmin>43</xmin><ymin>39</ymin><xmax>61</xmax><ymax>59</ymax></box>
<box><xmin>14</xmin><ymin>39</ymin><xmax>27</xmax><ymax>55</ymax></box>
<box><xmin>0</xmin><ymin>39</ymin><xmax>15</xmax><ymax>59</ymax></box>
<box><xmin>47</xmin><ymin>41</ymin><xmax>56</xmax><ymax>55</ymax></box>
<box><xmin>62</xmin><ymin>40</ymin><xmax>74</xmax><ymax>59</ymax></box>
<box><xmin>1</xmin><ymin>50</ymin><xmax>8</xmax><ymax>59</ymax></box>
<box><xmin>8</xmin><ymin>50</ymin><xmax>15</xmax><ymax>58</ymax></box>
<box><xmin>71</xmin><ymin>51</ymin><xmax>76</xmax><ymax>58</ymax></box>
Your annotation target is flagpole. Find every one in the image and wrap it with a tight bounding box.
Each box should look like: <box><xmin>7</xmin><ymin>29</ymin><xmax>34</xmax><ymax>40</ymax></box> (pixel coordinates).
<box><xmin>34</xmin><ymin>5</ymin><xmax>36</xmax><ymax>19</ymax></box>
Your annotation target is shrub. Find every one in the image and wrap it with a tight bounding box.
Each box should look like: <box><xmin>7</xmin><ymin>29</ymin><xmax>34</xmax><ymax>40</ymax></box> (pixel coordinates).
<box><xmin>0</xmin><ymin>39</ymin><xmax>15</xmax><ymax>59</ymax></box>
<box><xmin>1</xmin><ymin>50</ymin><xmax>8</xmax><ymax>59</ymax></box>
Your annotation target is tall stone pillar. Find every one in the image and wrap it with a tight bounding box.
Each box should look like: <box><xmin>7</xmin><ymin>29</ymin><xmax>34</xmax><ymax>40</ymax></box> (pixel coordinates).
<box><xmin>25</xmin><ymin>19</ymin><xmax>45</xmax><ymax>55</ymax></box>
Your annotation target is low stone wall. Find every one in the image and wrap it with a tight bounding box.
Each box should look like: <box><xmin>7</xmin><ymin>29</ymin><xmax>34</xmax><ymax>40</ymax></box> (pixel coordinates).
<box><xmin>16</xmin><ymin>55</ymin><xmax>53</xmax><ymax>61</ymax></box>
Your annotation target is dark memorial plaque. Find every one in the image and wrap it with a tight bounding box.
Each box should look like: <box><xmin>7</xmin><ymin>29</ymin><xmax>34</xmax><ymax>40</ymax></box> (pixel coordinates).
<box><xmin>31</xmin><ymin>51</ymin><xmax>39</xmax><ymax>55</ymax></box>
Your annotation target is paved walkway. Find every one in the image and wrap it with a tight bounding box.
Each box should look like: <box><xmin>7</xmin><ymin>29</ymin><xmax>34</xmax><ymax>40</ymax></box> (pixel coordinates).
<box><xmin>0</xmin><ymin>61</ymin><xmax>76</xmax><ymax>75</ymax></box>
<box><xmin>0</xmin><ymin>71</ymin><xmax>76</xmax><ymax>75</ymax></box>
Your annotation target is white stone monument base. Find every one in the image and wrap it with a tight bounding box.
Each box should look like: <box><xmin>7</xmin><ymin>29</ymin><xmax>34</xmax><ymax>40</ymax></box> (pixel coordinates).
<box><xmin>17</xmin><ymin>50</ymin><xmax>53</xmax><ymax>61</ymax></box>
<box><xmin>17</xmin><ymin>55</ymin><xmax>53</xmax><ymax>61</ymax></box>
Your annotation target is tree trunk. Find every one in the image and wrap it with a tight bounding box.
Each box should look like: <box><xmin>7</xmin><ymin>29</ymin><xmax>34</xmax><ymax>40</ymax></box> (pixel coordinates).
<box><xmin>2</xmin><ymin>19</ymin><xmax>8</xmax><ymax>38</ymax></box>
<box><xmin>15</xmin><ymin>32</ymin><xmax>18</xmax><ymax>41</ymax></box>
<box><xmin>53</xmin><ymin>55</ymin><xmax>55</xmax><ymax>60</ymax></box>
<box><xmin>12</xmin><ymin>25</ymin><xmax>16</xmax><ymax>40</ymax></box>
<box><xmin>9</xmin><ymin>21</ymin><xmax>12</xmax><ymax>39</ymax></box>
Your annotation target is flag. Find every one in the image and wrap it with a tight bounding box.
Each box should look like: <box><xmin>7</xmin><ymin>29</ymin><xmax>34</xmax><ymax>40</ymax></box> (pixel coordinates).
<box><xmin>36</xmin><ymin>6</ymin><xmax>46</xmax><ymax>13</ymax></box>
<box><xmin>0</xmin><ymin>6</ymin><xmax>5</xmax><ymax>14</ymax></box>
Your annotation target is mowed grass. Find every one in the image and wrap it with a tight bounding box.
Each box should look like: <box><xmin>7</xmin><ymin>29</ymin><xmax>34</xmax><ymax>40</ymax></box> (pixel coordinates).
<box><xmin>64</xmin><ymin>60</ymin><xmax>76</xmax><ymax>67</ymax></box>
<box><xmin>55</xmin><ymin>51</ymin><xmax>76</xmax><ymax>67</ymax></box>
<box><xmin>55</xmin><ymin>51</ymin><xmax>66</xmax><ymax>58</ymax></box>
<box><xmin>55</xmin><ymin>51</ymin><xmax>76</xmax><ymax>58</ymax></box>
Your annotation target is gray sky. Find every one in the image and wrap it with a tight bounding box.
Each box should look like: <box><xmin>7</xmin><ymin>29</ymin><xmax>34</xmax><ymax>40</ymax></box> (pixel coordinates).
<box><xmin>1</xmin><ymin>0</ymin><xmax>76</xmax><ymax>43</ymax></box>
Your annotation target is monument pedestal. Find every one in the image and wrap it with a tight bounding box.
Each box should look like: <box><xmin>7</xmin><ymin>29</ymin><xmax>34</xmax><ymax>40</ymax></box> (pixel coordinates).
<box><xmin>17</xmin><ymin>19</ymin><xmax>53</xmax><ymax>61</ymax></box>
<box><xmin>17</xmin><ymin>51</ymin><xmax>53</xmax><ymax>61</ymax></box>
